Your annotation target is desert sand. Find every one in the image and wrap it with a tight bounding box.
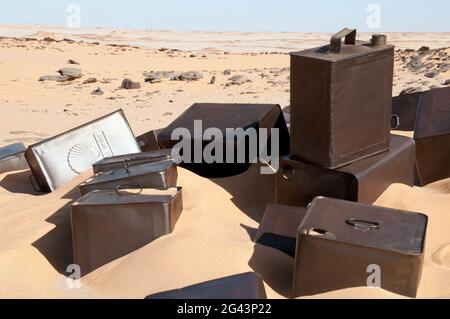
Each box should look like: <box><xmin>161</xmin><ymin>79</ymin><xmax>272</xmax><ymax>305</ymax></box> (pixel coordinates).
<box><xmin>0</xmin><ymin>25</ymin><xmax>449</xmax><ymax>299</ymax></box>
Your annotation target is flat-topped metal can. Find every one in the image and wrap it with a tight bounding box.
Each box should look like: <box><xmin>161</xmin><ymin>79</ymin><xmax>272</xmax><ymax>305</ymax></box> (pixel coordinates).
<box><xmin>290</xmin><ymin>29</ymin><xmax>394</xmax><ymax>168</ymax></box>
<box><xmin>277</xmin><ymin>134</ymin><xmax>415</xmax><ymax>207</ymax></box>
<box><xmin>0</xmin><ymin>143</ymin><xmax>29</xmax><ymax>174</ymax></box>
<box><xmin>392</xmin><ymin>87</ymin><xmax>450</xmax><ymax>186</ymax></box>
<box><xmin>25</xmin><ymin>109</ymin><xmax>141</xmax><ymax>192</ymax></box>
<box><xmin>71</xmin><ymin>187</ymin><xmax>183</xmax><ymax>276</ymax></box>
<box><xmin>146</xmin><ymin>272</ymin><xmax>267</xmax><ymax>299</ymax></box>
<box><xmin>293</xmin><ymin>197</ymin><xmax>427</xmax><ymax>298</ymax></box>
<box><xmin>92</xmin><ymin>149</ymin><xmax>172</xmax><ymax>174</ymax></box>
<box><xmin>78</xmin><ymin>159</ymin><xmax>177</xmax><ymax>196</ymax></box>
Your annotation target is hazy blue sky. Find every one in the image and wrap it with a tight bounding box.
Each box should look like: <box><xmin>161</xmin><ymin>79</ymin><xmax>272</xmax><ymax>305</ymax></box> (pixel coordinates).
<box><xmin>0</xmin><ymin>0</ymin><xmax>448</xmax><ymax>32</ymax></box>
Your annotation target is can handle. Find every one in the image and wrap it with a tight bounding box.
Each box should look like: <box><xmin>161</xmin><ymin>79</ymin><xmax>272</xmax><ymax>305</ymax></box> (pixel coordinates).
<box><xmin>114</xmin><ymin>184</ymin><xmax>143</xmax><ymax>196</ymax></box>
<box><xmin>391</xmin><ymin>114</ymin><xmax>400</xmax><ymax>130</ymax></box>
<box><xmin>281</xmin><ymin>166</ymin><xmax>294</xmax><ymax>180</ymax></box>
<box><xmin>346</xmin><ymin>218</ymin><xmax>380</xmax><ymax>232</ymax></box>
<box><xmin>330</xmin><ymin>28</ymin><xmax>357</xmax><ymax>53</ymax></box>
<box><xmin>29</xmin><ymin>174</ymin><xmax>44</xmax><ymax>193</ymax></box>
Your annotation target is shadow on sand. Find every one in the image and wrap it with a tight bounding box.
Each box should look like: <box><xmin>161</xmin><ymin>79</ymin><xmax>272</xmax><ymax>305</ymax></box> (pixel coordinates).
<box><xmin>32</xmin><ymin>201</ymin><xmax>74</xmax><ymax>275</ymax></box>
<box><xmin>0</xmin><ymin>170</ymin><xmax>42</xmax><ymax>196</ymax></box>
<box><xmin>209</xmin><ymin>164</ymin><xmax>277</xmax><ymax>223</ymax></box>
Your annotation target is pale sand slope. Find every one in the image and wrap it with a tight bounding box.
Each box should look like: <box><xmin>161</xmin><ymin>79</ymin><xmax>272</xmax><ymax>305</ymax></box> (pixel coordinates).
<box><xmin>0</xmin><ymin>165</ymin><xmax>450</xmax><ymax>299</ymax></box>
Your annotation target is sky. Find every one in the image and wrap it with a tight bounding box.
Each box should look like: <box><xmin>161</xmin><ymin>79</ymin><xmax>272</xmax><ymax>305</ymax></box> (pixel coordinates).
<box><xmin>0</xmin><ymin>0</ymin><xmax>448</xmax><ymax>32</ymax></box>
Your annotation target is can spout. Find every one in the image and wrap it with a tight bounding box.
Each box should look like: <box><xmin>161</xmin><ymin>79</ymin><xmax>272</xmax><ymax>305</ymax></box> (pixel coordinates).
<box><xmin>371</xmin><ymin>34</ymin><xmax>387</xmax><ymax>47</ymax></box>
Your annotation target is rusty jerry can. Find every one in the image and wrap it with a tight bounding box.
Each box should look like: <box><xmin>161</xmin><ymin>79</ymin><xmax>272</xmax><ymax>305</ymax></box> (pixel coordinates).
<box><xmin>293</xmin><ymin>197</ymin><xmax>427</xmax><ymax>298</ymax></box>
<box><xmin>290</xmin><ymin>29</ymin><xmax>394</xmax><ymax>168</ymax></box>
<box><xmin>71</xmin><ymin>187</ymin><xmax>183</xmax><ymax>276</ymax></box>
<box><xmin>392</xmin><ymin>87</ymin><xmax>450</xmax><ymax>186</ymax></box>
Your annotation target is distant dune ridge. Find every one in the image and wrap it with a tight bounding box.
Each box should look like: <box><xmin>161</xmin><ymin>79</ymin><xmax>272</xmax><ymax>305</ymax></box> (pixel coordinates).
<box><xmin>0</xmin><ymin>24</ymin><xmax>449</xmax><ymax>298</ymax></box>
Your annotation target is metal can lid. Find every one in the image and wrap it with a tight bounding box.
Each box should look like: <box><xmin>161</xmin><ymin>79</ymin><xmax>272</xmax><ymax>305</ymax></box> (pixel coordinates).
<box><xmin>371</xmin><ymin>34</ymin><xmax>387</xmax><ymax>46</ymax></box>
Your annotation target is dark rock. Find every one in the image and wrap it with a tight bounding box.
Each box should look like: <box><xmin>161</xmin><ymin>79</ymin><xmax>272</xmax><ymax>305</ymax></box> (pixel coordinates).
<box><xmin>209</xmin><ymin>76</ymin><xmax>216</xmax><ymax>85</ymax></box>
<box><xmin>43</xmin><ymin>37</ymin><xmax>56</xmax><ymax>42</ymax></box>
<box><xmin>439</xmin><ymin>63</ymin><xmax>450</xmax><ymax>72</ymax></box>
<box><xmin>67</xmin><ymin>59</ymin><xmax>80</xmax><ymax>65</ymax></box>
<box><xmin>57</xmin><ymin>68</ymin><xmax>83</xmax><ymax>80</ymax></box>
<box><xmin>174</xmin><ymin>71</ymin><xmax>203</xmax><ymax>81</ymax></box>
<box><xmin>399</xmin><ymin>87</ymin><xmax>423</xmax><ymax>95</ymax></box>
<box><xmin>227</xmin><ymin>75</ymin><xmax>251</xmax><ymax>86</ymax></box>
<box><xmin>418</xmin><ymin>46</ymin><xmax>430</xmax><ymax>54</ymax></box>
<box><xmin>91</xmin><ymin>87</ymin><xmax>104</xmax><ymax>95</ymax></box>
<box><xmin>407</xmin><ymin>56</ymin><xmax>423</xmax><ymax>71</ymax></box>
<box><xmin>443</xmin><ymin>79</ymin><xmax>450</xmax><ymax>86</ymax></box>
<box><xmin>39</xmin><ymin>75</ymin><xmax>70</xmax><ymax>82</ymax></box>
<box><xmin>143</xmin><ymin>71</ymin><xmax>178</xmax><ymax>83</ymax></box>
<box><xmin>82</xmin><ymin>77</ymin><xmax>97</xmax><ymax>84</ymax></box>
<box><xmin>121</xmin><ymin>78</ymin><xmax>141</xmax><ymax>89</ymax></box>
<box><xmin>424</xmin><ymin>71</ymin><xmax>439</xmax><ymax>78</ymax></box>
<box><xmin>223</xmin><ymin>70</ymin><xmax>232</xmax><ymax>75</ymax></box>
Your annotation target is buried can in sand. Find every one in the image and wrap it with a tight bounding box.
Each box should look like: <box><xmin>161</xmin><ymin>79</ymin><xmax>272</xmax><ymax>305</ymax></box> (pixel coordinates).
<box><xmin>277</xmin><ymin>134</ymin><xmax>416</xmax><ymax>207</ymax></box>
<box><xmin>25</xmin><ymin>110</ymin><xmax>141</xmax><ymax>193</ymax></box>
<box><xmin>0</xmin><ymin>143</ymin><xmax>29</xmax><ymax>174</ymax></box>
<box><xmin>92</xmin><ymin>149</ymin><xmax>172</xmax><ymax>174</ymax></box>
<box><xmin>146</xmin><ymin>272</ymin><xmax>267</xmax><ymax>299</ymax></box>
<box><xmin>136</xmin><ymin>129</ymin><xmax>163</xmax><ymax>152</ymax></box>
<box><xmin>78</xmin><ymin>159</ymin><xmax>178</xmax><ymax>196</ymax></box>
<box><xmin>392</xmin><ymin>86</ymin><xmax>450</xmax><ymax>186</ymax></box>
<box><xmin>71</xmin><ymin>187</ymin><xmax>183</xmax><ymax>276</ymax></box>
<box><xmin>254</xmin><ymin>198</ymin><xmax>427</xmax><ymax>298</ymax></box>
<box><xmin>157</xmin><ymin>103</ymin><xmax>290</xmax><ymax>178</ymax></box>
<box><xmin>292</xmin><ymin>197</ymin><xmax>428</xmax><ymax>298</ymax></box>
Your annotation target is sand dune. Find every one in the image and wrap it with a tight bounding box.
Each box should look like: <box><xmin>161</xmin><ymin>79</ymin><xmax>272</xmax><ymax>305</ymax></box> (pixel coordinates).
<box><xmin>0</xmin><ymin>166</ymin><xmax>449</xmax><ymax>298</ymax></box>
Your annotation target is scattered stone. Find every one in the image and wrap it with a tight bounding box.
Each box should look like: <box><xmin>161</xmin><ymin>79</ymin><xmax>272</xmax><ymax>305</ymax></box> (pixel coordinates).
<box><xmin>174</xmin><ymin>71</ymin><xmax>204</xmax><ymax>81</ymax></box>
<box><xmin>39</xmin><ymin>75</ymin><xmax>70</xmax><ymax>82</ymax></box>
<box><xmin>163</xmin><ymin>112</ymin><xmax>173</xmax><ymax>116</ymax></box>
<box><xmin>189</xmin><ymin>54</ymin><xmax>198</xmax><ymax>58</ymax></box>
<box><xmin>399</xmin><ymin>87</ymin><xmax>423</xmax><ymax>95</ymax></box>
<box><xmin>101</xmin><ymin>78</ymin><xmax>113</xmax><ymax>84</ymax></box>
<box><xmin>407</xmin><ymin>56</ymin><xmax>423</xmax><ymax>71</ymax></box>
<box><xmin>227</xmin><ymin>75</ymin><xmax>252</xmax><ymax>86</ymax></box>
<box><xmin>121</xmin><ymin>78</ymin><xmax>141</xmax><ymax>89</ymax></box>
<box><xmin>43</xmin><ymin>37</ymin><xmax>56</xmax><ymax>43</ymax></box>
<box><xmin>91</xmin><ymin>87</ymin><xmax>104</xmax><ymax>95</ymax></box>
<box><xmin>209</xmin><ymin>76</ymin><xmax>216</xmax><ymax>85</ymax></box>
<box><xmin>439</xmin><ymin>63</ymin><xmax>450</xmax><ymax>72</ymax></box>
<box><xmin>159</xmin><ymin>47</ymin><xmax>169</xmax><ymax>52</ymax></box>
<box><xmin>143</xmin><ymin>71</ymin><xmax>178</xmax><ymax>83</ymax></box>
<box><xmin>57</xmin><ymin>68</ymin><xmax>83</xmax><ymax>80</ymax></box>
<box><xmin>418</xmin><ymin>46</ymin><xmax>430</xmax><ymax>54</ymax></box>
<box><xmin>67</xmin><ymin>59</ymin><xmax>80</xmax><ymax>65</ymax></box>
<box><xmin>223</xmin><ymin>70</ymin><xmax>232</xmax><ymax>75</ymax></box>
<box><xmin>82</xmin><ymin>77</ymin><xmax>97</xmax><ymax>84</ymax></box>
<box><xmin>63</xmin><ymin>38</ymin><xmax>75</xmax><ymax>43</ymax></box>
<box><xmin>424</xmin><ymin>71</ymin><xmax>439</xmax><ymax>78</ymax></box>
<box><xmin>443</xmin><ymin>79</ymin><xmax>450</xmax><ymax>86</ymax></box>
